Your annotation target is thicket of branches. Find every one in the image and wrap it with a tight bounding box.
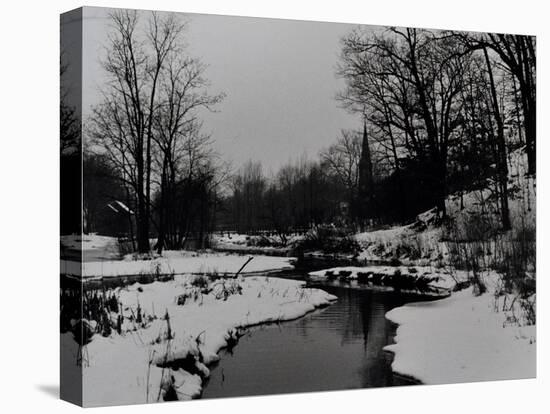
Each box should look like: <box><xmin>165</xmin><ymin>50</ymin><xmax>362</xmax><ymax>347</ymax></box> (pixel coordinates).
<box><xmin>336</xmin><ymin>28</ymin><xmax>535</xmax><ymax>227</ymax></box>
<box><xmin>222</xmin><ymin>158</ymin><xmax>348</xmax><ymax>236</ymax></box>
<box><xmin>86</xmin><ymin>10</ymin><xmax>225</xmax><ymax>253</ymax></box>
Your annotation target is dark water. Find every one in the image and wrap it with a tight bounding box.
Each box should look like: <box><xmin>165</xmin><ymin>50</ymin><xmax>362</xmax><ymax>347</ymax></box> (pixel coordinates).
<box><xmin>202</xmin><ymin>276</ymin><xmax>418</xmax><ymax>399</ymax></box>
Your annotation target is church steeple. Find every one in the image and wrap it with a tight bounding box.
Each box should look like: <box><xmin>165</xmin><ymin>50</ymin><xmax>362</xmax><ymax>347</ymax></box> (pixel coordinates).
<box><xmin>357</xmin><ymin>118</ymin><xmax>374</xmax><ymax>221</ymax></box>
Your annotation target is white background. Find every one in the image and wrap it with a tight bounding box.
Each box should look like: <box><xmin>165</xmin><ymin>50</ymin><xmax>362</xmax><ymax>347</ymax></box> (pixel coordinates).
<box><xmin>0</xmin><ymin>0</ymin><xmax>547</xmax><ymax>412</ymax></box>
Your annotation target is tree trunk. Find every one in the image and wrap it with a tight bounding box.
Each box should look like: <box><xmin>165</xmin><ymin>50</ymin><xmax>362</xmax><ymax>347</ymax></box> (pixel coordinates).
<box><xmin>156</xmin><ymin>161</ymin><xmax>168</xmax><ymax>255</ymax></box>
<box><xmin>435</xmin><ymin>159</ymin><xmax>447</xmax><ymax>217</ymax></box>
<box><xmin>524</xmin><ymin>100</ymin><xmax>536</xmax><ymax>175</ymax></box>
<box><xmin>520</xmin><ymin>37</ymin><xmax>536</xmax><ymax>175</ymax></box>
<box><xmin>357</xmin><ymin>120</ymin><xmax>375</xmax><ymax>222</ymax></box>
<box><xmin>484</xmin><ymin>46</ymin><xmax>511</xmax><ymax>230</ymax></box>
<box><xmin>136</xmin><ymin>155</ymin><xmax>150</xmax><ymax>253</ymax></box>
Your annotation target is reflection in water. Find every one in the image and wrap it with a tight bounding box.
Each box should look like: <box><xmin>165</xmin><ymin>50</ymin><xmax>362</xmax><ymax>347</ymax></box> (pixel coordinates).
<box><xmin>202</xmin><ymin>282</ymin><xmax>414</xmax><ymax>399</ymax></box>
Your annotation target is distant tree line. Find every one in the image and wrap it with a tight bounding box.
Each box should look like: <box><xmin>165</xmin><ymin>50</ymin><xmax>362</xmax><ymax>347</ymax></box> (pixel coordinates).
<box><xmin>220</xmin><ymin>158</ymin><xmax>349</xmax><ymax>237</ymax></box>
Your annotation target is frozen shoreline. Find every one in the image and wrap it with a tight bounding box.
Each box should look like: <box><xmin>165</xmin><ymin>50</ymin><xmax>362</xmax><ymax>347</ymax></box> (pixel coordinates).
<box><xmin>70</xmin><ymin>275</ymin><xmax>336</xmax><ymax>406</ymax></box>
<box><xmin>384</xmin><ymin>286</ymin><xmax>536</xmax><ymax>385</ymax></box>
<box><xmin>309</xmin><ymin>264</ymin><xmax>536</xmax><ymax>386</ymax></box>
<box><xmin>309</xmin><ymin>265</ymin><xmax>462</xmax><ymax>291</ymax></box>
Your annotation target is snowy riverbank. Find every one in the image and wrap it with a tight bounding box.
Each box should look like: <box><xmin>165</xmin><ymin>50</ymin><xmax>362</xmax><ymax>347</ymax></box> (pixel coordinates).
<box><xmin>68</xmin><ymin>275</ymin><xmax>336</xmax><ymax>406</ymax></box>
<box><xmin>309</xmin><ymin>265</ymin><xmax>461</xmax><ymax>291</ymax></box>
<box><xmin>310</xmin><ymin>264</ymin><xmax>536</xmax><ymax>385</ymax></box>
<box><xmin>61</xmin><ymin>251</ymin><xmax>295</xmax><ymax>279</ymax></box>
<box><xmin>384</xmin><ymin>285</ymin><xmax>536</xmax><ymax>384</ymax></box>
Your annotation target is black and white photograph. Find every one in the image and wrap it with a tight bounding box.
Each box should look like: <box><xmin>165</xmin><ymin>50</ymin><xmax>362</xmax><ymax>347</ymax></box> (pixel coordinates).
<box><xmin>58</xmin><ymin>4</ymin><xmax>536</xmax><ymax>408</ymax></box>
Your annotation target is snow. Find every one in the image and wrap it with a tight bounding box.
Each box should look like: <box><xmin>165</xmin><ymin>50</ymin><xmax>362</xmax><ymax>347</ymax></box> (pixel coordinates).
<box><xmin>445</xmin><ymin>147</ymin><xmax>536</xmax><ymax>232</ymax></box>
<box><xmin>61</xmin><ymin>252</ymin><xmax>295</xmax><ymax>279</ymax></box>
<box><xmin>213</xmin><ymin>241</ymin><xmax>290</xmax><ymax>255</ymax></box>
<box><xmin>350</xmin><ymin>148</ymin><xmax>536</xmax><ymax>386</ymax></box>
<box><xmin>61</xmin><ymin>234</ymin><xmax>123</xmax><ymax>261</ymax></box>
<box><xmin>356</xmin><ymin>225</ymin><xmax>413</xmax><ymax>244</ymax></box>
<box><xmin>309</xmin><ymin>265</ymin><xmax>463</xmax><ymax>291</ymax></box>
<box><xmin>107</xmin><ymin>203</ymin><xmax>119</xmax><ymax>213</ymax></box>
<box><xmin>212</xmin><ymin>232</ymin><xmax>300</xmax><ymax>255</ymax></box>
<box><xmin>60</xmin><ymin>234</ymin><xmax>117</xmax><ymax>251</ymax></box>
<box><xmin>384</xmin><ymin>285</ymin><xmax>536</xmax><ymax>384</ymax></box>
<box><xmin>355</xmin><ymin>216</ymin><xmax>445</xmax><ymax>265</ymax></box>
<box><xmin>114</xmin><ymin>200</ymin><xmax>133</xmax><ymax>214</ymax></box>
<box><xmin>354</xmin><ymin>149</ymin><xmax>536</xmax><ymax>267</ymax></box>
<box><xmin>213</xmin><ymin>233</ymin><xmax>249</xmax><ymax>246</ymax></box>
<box><xmin>80</xmin><ymin>275</ymin><xmax>336</xmax><ymax>406</ymax></box>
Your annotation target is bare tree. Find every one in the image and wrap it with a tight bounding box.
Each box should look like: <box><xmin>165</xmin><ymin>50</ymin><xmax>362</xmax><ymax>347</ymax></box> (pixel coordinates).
<box><xmin>458</xmin><ymin>33</ymin><xmax>536</xmax><ymax>175</ymax></box>
<box><xmin>88</xmin><ymin>10</ymin><xmax>194</xmax><ymax>253</ymax></box>
<box><xmin>320</xmin><ymin>129</ymin><xmax>362</xmax><ymax>200</ymax></box>
<box><xmin>152</xmin><ymin>47</ymin><xmax>224</xmax><ymax>253</ymax></box>
<box><xmin>230</xmin><ymin>161</ymin><xmax>266</xmax><ymax>233</ymax></box>
<box><xmin>60</xmin><ymin>57</ymin><xmax>80</xmax><ymax>154</ymax></box>
<box><xmin>489</xmin><ymin>34</ymin><xmax>536</xmax><ymax>176</ymax></box>
<box><xmin>482</xmin><ymin>46</ymin><xmax>511</xmax><ymax>230</ymax></box>
<box><xmin>339</xmin><ymin>28</ymin><xmax>472</xmax><ymax>216</ymax></box>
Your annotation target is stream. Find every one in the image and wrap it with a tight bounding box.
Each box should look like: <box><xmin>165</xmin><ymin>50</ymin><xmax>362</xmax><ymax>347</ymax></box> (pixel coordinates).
<box><xmin>202</xmin><ymin>268</ymin><xmax>421</xmax><ymax>399</ymax></box>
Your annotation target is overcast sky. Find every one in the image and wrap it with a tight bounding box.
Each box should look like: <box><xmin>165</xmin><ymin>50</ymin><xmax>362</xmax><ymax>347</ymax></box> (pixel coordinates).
<box><xmin>81</xmin><ymin>7</ymin><xmax>366</xmax><ymax>172</ymax></box>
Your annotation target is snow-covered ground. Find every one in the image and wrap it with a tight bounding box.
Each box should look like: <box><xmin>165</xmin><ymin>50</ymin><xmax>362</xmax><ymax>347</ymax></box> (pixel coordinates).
<box><xmin>61</xmin><ymin>234</ymin><xmax>116</xmax><ymax>251</ymax></box>
<box><xmin>213</xmin><ymin>233</ymin><xmax>250</xmax><ymax>246</ymax></box>
<box><xmin>61</xmin><ymin>252</ymin><xmax>295</xmax><ymax>279</ymax></box>
<box><xmin>384</xmin><ymin>283</ymin><xmax>536</xmax><ymax>384</ymax></box>
<box><xmin>355</xmin><ymin>210</ymin><xmax>446</xmax><ymax>265</ymax></box>
<box><xmin>213</xmin><ymin>241</ymin><xmax>291</xmax><ymax>255</ymax></box>
<box><xmin>70</xmin><ymin>275</ymin><xmax>336</xmax><ymax>406</ymax></box>
<box><xmin>309</xmin><ymin>264</ymin><xmax>463</xmax><ymax>291</ymax></box>
<box><xmin>355</xmin><ymin>149</ymin><xmax>535</xmax><ymax>266</ymax></box>
<box><xmin>61</xmin><ymin>234</ymin><xmax>122</xmax><ymax>260</ymax></box>
<box><xmin>212</xmin><ymin>232</ymin><xmax>301</xmax><ymax>255</ymax></box>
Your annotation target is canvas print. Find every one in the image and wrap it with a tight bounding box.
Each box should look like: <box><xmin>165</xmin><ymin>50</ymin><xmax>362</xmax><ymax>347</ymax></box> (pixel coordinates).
<box><xmin>60</xmin><ymin>6</ymin><xmax>536</xmax><ymax>407</ymax></box>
